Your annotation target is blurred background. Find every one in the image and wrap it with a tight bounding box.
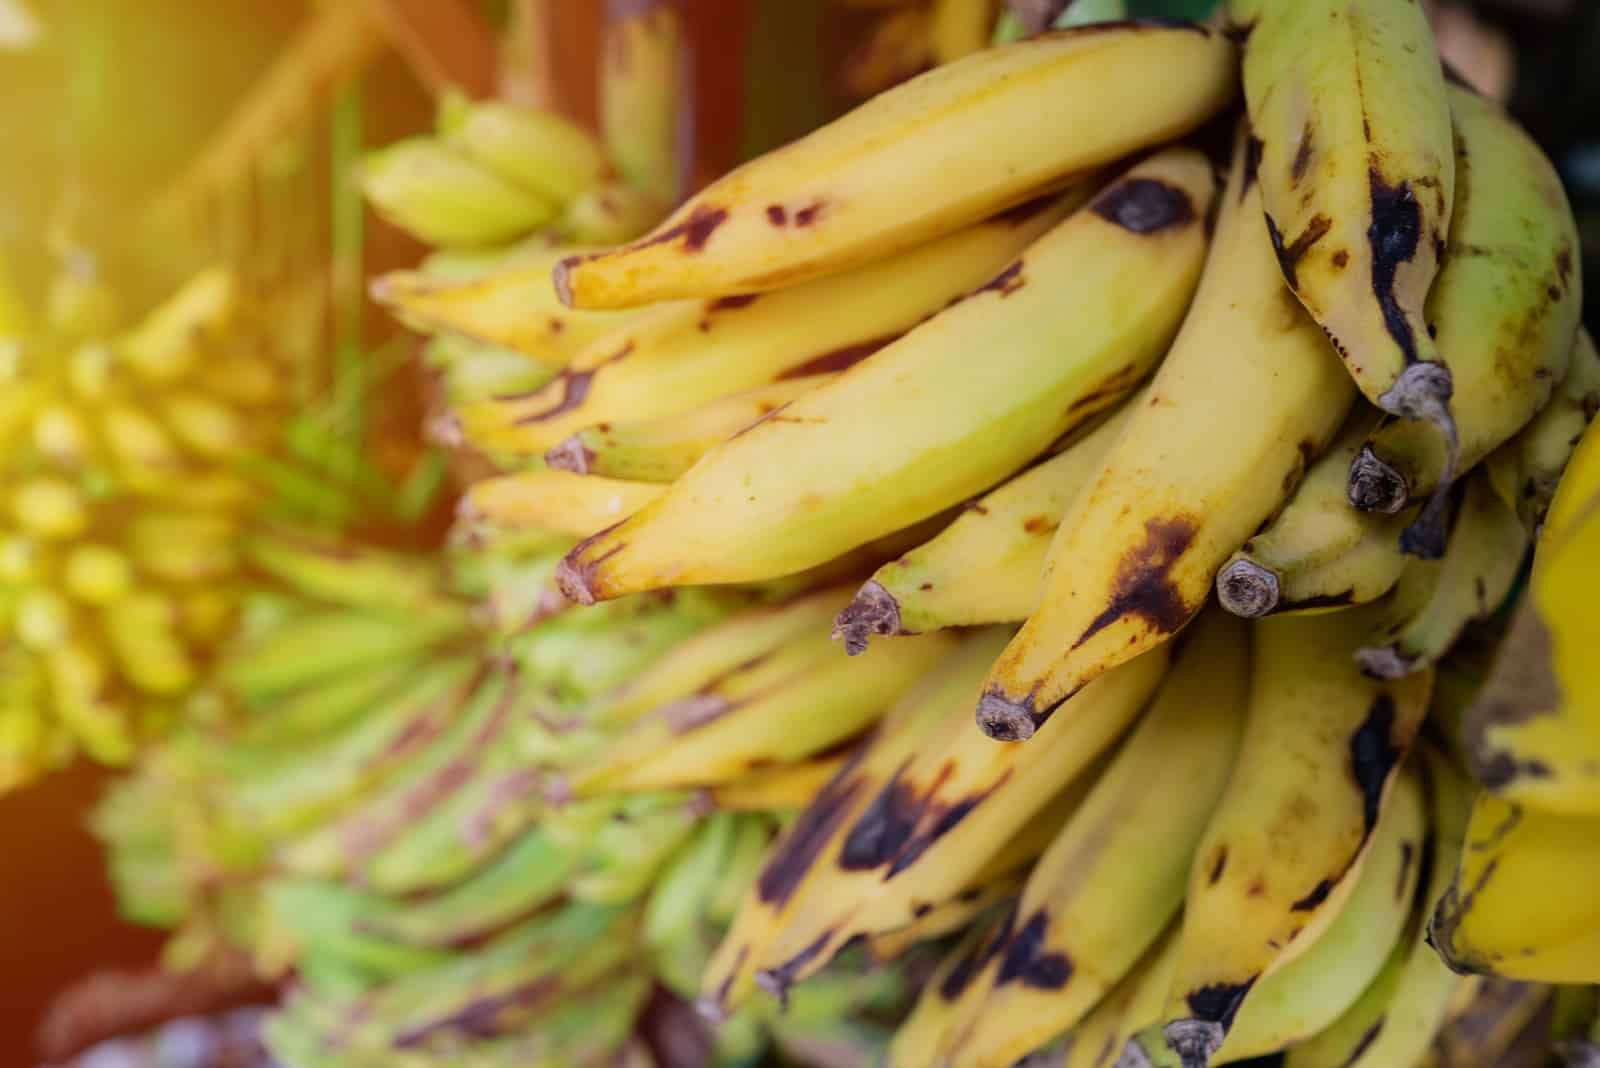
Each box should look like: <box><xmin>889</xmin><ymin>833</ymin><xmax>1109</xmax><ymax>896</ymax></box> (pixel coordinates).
<box><xmin>0</xmin><ymin>0</ymin><xmax>1596</xmax><ymax>1063</ymax></box>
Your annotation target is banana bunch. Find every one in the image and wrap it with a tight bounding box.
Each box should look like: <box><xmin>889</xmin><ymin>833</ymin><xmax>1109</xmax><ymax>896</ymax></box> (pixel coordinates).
<box><xmin>361</xmin><ymin>4</ymin><xmax>689</xmax><ymax>417</ymax></box>
<box><xmin>0</xmin><ymin>260</ymin><xmax>297</xmax><ymax>790</ymax></box>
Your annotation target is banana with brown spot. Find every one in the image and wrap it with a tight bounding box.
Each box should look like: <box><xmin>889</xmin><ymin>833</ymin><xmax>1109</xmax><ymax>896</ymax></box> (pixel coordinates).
<box><xmin>1159</xmin><ymin>603</ymin><xmax>1432</xmax><ymax>1068</ymax></box>
<box><xmin>1242</xmin><ymin>0</ymin><xmax>1456</xmax><ymax>443</ymax></box>
<box><xmin>1345</xmin><ymin>85</ymin><xmax>1582</xmax><ymax>556</ymax></box>
<box><xmin>700</xmin><ymin>628</ymin><xmax>1020</xmax><ymax>1018</ymax></box>
<box><xmin>1058</xmin><ymin>924</ymin><xmax>1180</xmax><ymax>1068</ymax></box>
<box><xmin>836</xmin><ymin>392</ymin><xmax>1139</xmax><ymax>653</ymax></box>
<box><xmin>936</xmin><ymin>612</ymin><xmax>1250</xmax><ymax>1068</ymax></box>
<box><xmin>976</xmin><ymin>128</ymin><xmax>1353</xmax><ymax>742</ymax></box>
<box><xmin>555</xmin><ymin>151</ymin><xmax>1214</xmax><ymax>603</ymax></box>
<box><xmin>749</xmin><ymin>644</ymin><xmax>1169</xmax><ymax>1013</ymax></box>
<box><xmin>554</xmin><ymin>21</ymin><xmax>1235</xmax><ymax>308</ymax></box>
<box><xmin>459</xmin><ymin>192</ymin><xmax>1082</xmax><ymax>458</ymax></box>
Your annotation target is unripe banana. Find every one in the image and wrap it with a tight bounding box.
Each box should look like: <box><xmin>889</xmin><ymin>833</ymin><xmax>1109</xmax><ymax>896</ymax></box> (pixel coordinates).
<box><xmin>438</xmin><ymin>90</ymin><xmax>609</xmax><ymax>205</ymax></box>
<box><xmin>359</xmin><ymin>138</ymin><xmax>557</xmax><ymax>249</ymax></box>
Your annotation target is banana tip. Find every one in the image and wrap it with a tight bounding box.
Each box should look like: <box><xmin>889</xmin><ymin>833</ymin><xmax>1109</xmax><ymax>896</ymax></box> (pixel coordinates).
<box><xmin>1216</xmin><ymin>559</ymin><xmax>1279</xmax><ymax>618</ymax></box>
<box><xmin>1347</xmin><ymin>445</ymin><xmax>1409</xmax><ymax>514</ymax></box>
<box><xmin>552</xmin><ymin>256</ymin><xmax>580</xmax><ymax>309</ymax></box>
<box><xmin>544</xmin><ymin>436</ymin><xmax>594</xmax><ymax>475</ymax></box>
<box><xmin>553</xmin><ymin>553</ymin><xmax>600</xmax><ymax>606</ymax></box>
<box><xmin>831</xmin><ymin>581</ymin><xmax>902</xmax><ymax>655</ymax></box>
<box><xmin>976</xmin><ymin>689</ymin><xmax>1037</xmax><ymax>742</ymax></box>
<box><xmin>1163</xmin><ymin>1020</ymin><xmax>1223</xmax><ymax>1068</ymax></box>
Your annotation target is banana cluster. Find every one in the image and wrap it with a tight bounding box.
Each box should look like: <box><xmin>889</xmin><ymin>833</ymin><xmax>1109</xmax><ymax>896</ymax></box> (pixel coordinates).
<box><xmin>360</xmin><ymin>4</ymin><xmax>686</xmax><ymax>417</ymax></box>
<box><xmin>0</xmin><ymin>262</ymin><xmax>293</xmax><ymax>790</ymax></box>
<box><xmin>347</xmin><ymin>1</ymin><xmax>1598</xmax><ymax>1065</ymax></box>
<box><xmin>98</xmin><ymin>533</ymin><xmax>919</xmax><ymax>1067</ymax></box>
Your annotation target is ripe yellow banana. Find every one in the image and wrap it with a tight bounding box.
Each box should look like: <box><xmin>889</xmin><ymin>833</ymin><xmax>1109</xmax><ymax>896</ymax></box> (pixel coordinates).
<box><xmin>557</xmin><ymin>152</ymin><xmax>1213</xmax><ymax>603</ymax></box>
<box><xmin>1346</xmin><ymin>85</ymin><xmax>1582</xmax><ymax>555</ymax></box>
<box><xmin>554</xmin><ymin>22</ymin><xmax>1236</xmax><ymax>308</ymax></box>
<box><xmin>1463</xmin><ymin>420</ymin><xmax>1600</xmax><ymax>814</ymax></box>
<box><xmin>568</xmin><ymin>627</ymin><xmax>957</xmax><ymax>795</ymax></box>
<box><xmin>1429</xmin><ymin>792</ymin><xmax>1600</xmax><ymax>982</ymax></box>
<box><xmin>977</xmin><ymin>129</ymin><xmax>1353</xmax><ymax>741</ymax></box>
<box><xmin>460</xmin><ymin>470</ymin><xmax>664</xmax><ymax>540</ymax></box>
<box><xmin>1355</xmin><ymin>473</ymin><xmax>1526</xmax><ymax>679</ymax></box>
<box><xmin>702</xmin><ymin>636</ymin><xmax>1165</xmax><ymax>1018</ymax></box>
<box><xmin>701</xmin><ymin>628</ymin><xmax>1020</xmax><ymax>1017</ymax></box>
<box><xmin>888</xmin><ymin>911</ymin><xmax>1011</xmax><ymax>1068</ymax></box>
<box><xmin>1214</xmin><ymin>410</ymin><xmax>1389</xmax><ymax>617</ymax></box>
<box><xmin>370</xmin><ymin>247</ymin><xmax>638</xmax><ymax>371</ymax></box>
<box><xmin>1199</xmin><ymin>761</ymin><xmax>1427</xmax><ymax>1065</ymax></box>
<box><xmin>1284</xmin><ymin>747</ymin><xmax>1475</xmax><ymax>1068</ymax></box>
<box><xmin>835</xmin><ymin>394</ymin><xmax>1137</xmax><ymax>652</ymax></box>
<box><xmin>1241</xmin><ymin>0</ymin><xmax>1456</xmax><ymax>439</ymax></box>
<box><xmin>841</xmin><ymin>7</ymin><xmax>935</xmax><ymax>100</ymax></box>
<box><xmin>866</xmin><ymin>876</ymin><xmax>1023</xmax><ymax>965</ymax></box>
<box><xmin>937</xmin><ymin>612</ymin><xmax>1250</xmax><ymax>1068</ymax></box>
<box><xmin>458</xmin><ymin>191</ymin><xmax>1081</xmax><ymax>457</ymax></box>
<box><xmin>1160</xmin><ymin>603</ymin><xmax>1432</xmax><ymax>1066</ymax></box>
<box><xmin>1486</xmin><ymin>328</ymin><xmax>1600</xmax><ymax>535</ymax></box>
<box><xmin>711</xmin><ymin>752</ymin><xmax>852</xmax><ymax>814</ymax></box>
<box><xmin>549</xmin><ymin>376</ymin><xmax>834</xmax><ymax>483</ymax></box>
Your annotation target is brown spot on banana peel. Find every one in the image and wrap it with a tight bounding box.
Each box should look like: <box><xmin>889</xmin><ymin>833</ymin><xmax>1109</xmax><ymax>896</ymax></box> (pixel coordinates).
<box><xmin>1217</xmin><ymin>559</ymin><xmax>1280</xmax><ymax>619</ymax></box>
<box><xmin>942</xmin><ymin>905</ymin><xmax>1019</xmax><ymax>1001</ymax></box>
<box><xmin>544</xmin><ymin>436</ymin><xmax>595</xmax><ymax>474</ymax></box>
<box><xmin>553</xmin><ymin>205</ymin><xmax>730</xmax><ymax>306</ymax></box>
<box><xmin>833</xmin><ymin>581</ymin><xmax>903</xmax><ymax>656</ymax></box>
<box><xmin>511</xmin><ymin>340</ymin><xmax>635</xmax><ymax>425</ymax></box>
<box><xmin>777</xmin><ymin>334</ymin><xmax>897</xmax><ymax>379</ymax></box>
<box><xmin>1073</xmin><ymin>515</ymin><xmax>1200</xmax><ymax>648</ymax></box>
<box><xmin>756</xmin><ymin>749</ymin><xmax>867</xmax><ymax>907</ymax></box>
<box><xmin>1265</xmin><ymin>213</ymin><xmax>1332</xmax><ymax>290</ymax></box>
<box><xmin>838</xmin><ymin>763</ymin><xmax>920</xmax><ymax>869</ymax></box>
<box><xmin>1290</xmin><ymin>877</ymin><xmax>1336</xmax><ymax>912</ymax></box>
<box><xmin>709</xmin><ymin>294</ymin><xmax>761</xmax><ymax>311</ymax></box>
<box><xmin>997</xmin><ymin>911</ymin><xmax>1073</xmax><ymax>989</ymax></box>
<box><xmin>1350</xmin><ymin>695</ymin><xmax>1402</xmax><ymax>833</ymax></box>
<box><xmin>1242</xmin><ymin>134</ymin><xmax>1264</xmax><ymax>200</ymax></box>
<box><xmin>1291</xmin><ymin>123</ymin><xmax>1316</xmax><ymax>186</ymax></box>
<box><xmin>888</xmin><ymin>778</ymin><xmax>1007</xmax><ymax>876</ymax></box>
<box><xmin>1091</xmin><ymin>179</ymin><xmax>1196</xmax><ymax>234</ymax></box>
<box><xmin>977</xmin><ymin>261</ymin><xmax>1027</xmax><ymax>298</ymax></box>
<box><xmin>1428</xmin><ymin>856</ymin><xmax>1505</xmax><ymax>975</ymax></box>
<box><xmin>795</xmin><ymin>201</ymin><xmax>825</xmax><ymax>227</ymax></box>
<box><xmin>766</xmin><ymin>205</ymin><xmax>787</xmax><ymax>226</ymax></box>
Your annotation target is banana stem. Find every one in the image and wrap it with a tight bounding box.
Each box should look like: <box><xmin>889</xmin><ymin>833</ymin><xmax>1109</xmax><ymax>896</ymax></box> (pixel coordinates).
<box><xmin>1216</xmin><ymin>559</ymin><xmax>1280</xmax><ymax>618</ymax></box>
<box><xmin>1347</xmin><ymin>445</ymin><xmax>1411</xmax><ymax>514</ymax></box>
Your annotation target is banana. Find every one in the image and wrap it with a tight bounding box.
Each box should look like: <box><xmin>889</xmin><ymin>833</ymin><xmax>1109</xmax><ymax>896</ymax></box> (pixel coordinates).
<box><xmin>233</xmin><ymin>661</ymin><xmax>420</xmax><ymax>748</ymax></box>
<box><xmin>600</xmin><ymin>3</ymin><xmax>686</xmax><ymax>205</ymax></box>
<box><xmin>1241</xmin><ymin>0</ymin><xmax>1456</xmax><ymax>440</ymax></box>
<box><xmin>1150</xmin><ymin>761</ymin><xmax>1428</xmax><ymax>1067</ymax></box>
<box><xmin>1214</xmin><ymin>410</ymin><xmax>1387</xmax><ymax>616</ymax></box>
<box><xmin>568</xmin><ymin>792</ymin><xmax>704</xmax><ymax>905</ymax></box>
<box><xmin>244</xmin><ymin>533</ymin><xmax>454</xmax><ymax>615</ymax></box>
<box><xmin>1059</xmin><ymin>925</ymin><xmax>1181</xmax><ymax>1068</ymax></box>
<box><xmin>584</xmin><ymin>587</ymin><xmax>847</xmax><ymax>729</ymax></box>
<box><xmin>438</xmin><ymin>91</ymin><xmax>609</xmax><ymax>205</ymax></box>
<box><xmin>355</xmin><ymin>826</ymin><xmax>580</xmax><ymax>951</ymax></box>
<box><xmin>223</xmin><ymin>658</ymin><xmax>487</xmax><ymax>838</ymax></box>
<box><xmin>459</xmin><ymin>192</ymin><xmax>1081</xmax><ymax>457</ymax></box>
<box><xmin>1462</xmin><ymin>421</ymin><xmax>1600</xmax><ymax>814</ymax></box>
<box><xmin>1218</xmin><ymin>506</ymin><xmax>1414</xmax><ymax>619</ymax></box>
<box><xmin>976</xmin><ymin>129</ymin><xmax>1353</xmax><ymax>741</ymax></box>
<box><xmin>712</xmin><ymin>752</ymin><xmax>852</xmax><ymax>813</ymax></box>
<box><xmin>1160</xmin><ymin>603</ymin><xmax>1432</xmax><ymax>1067</ymax></box>
<box><xmin>937</xmin><ymin>612</ymin><xmax>1250</xmax><ymax>1068</ymax></box>
<box><xmin>835</xmin><ymin>393</ymin><xmax>1137</xmax><ymax>653</ymax></box>
<box><xmin>1429</xmin><ymin>793</ymin><xmax>1600</xmax><ymax>983</ymax></box>
<box><xmin>1345</xmin><ymin>85</ymin><xmax>1582</xmax><ymax>556</ymax></box>
<box><xmin>1486</xmin><ymin>328</ymin><xmax>1600</xmax><ymax>535</ymax></box>
<box><xmin>729</xmin><ymin>642</ymin><xmax>1168</xmax><ymax>1011</ymax></box>
<box><xmin>370</xmin><ymin>248</ymin><xmax>637</xmax><ymax>372</ymax></box>
<box><xmin>1355</xmin><ymin>474</ymin><xmax>1526</xmax><ymax>679</ymax></box>
<box><xmin>560</xmin><ymin>181</ymin><xmax>670</xmax><ymax>247</ymax></box>
<box><xmin>866</xmin><ymin>875</ymin><xmax>1024</xmax><ymax>965</ymax></box>
<box><xmin>255</xmin><ymin>878</ymin><xmax>457</xmax><ymax>987</ymax></box>
<box><xmin>117</xmin><ymin>267</ymin><xmax>236</xmax><ymax>383</ymax></box>
<box><xmin>931</xmin><ymin>0</ymin><xmax>998</xmax><ymax>64</ymax></box>
<box><xmin>547</xmin><ymin>376</ymin><xmax>834</xmax><ymax>483</ymax></box>
<box><xmin>358</xmin><ymin>137</ymin><xmax>557</xmax><ymax>249</ymax></box>
<box><xmin>1285</xmin><ymin>748</ymin><xmax>1476</xmax><ymax>1068</ymax></box>
<box><xmin>568</xmin><ymin>627</ymin><xmax>958</xmax><ymax>795</ymax></box>
<box><xmin>274</xmin><ymin>668</ymin><xmax>515</xmax><ymax>877</ymax></box>
<box><xmin>557</xmin><ymin>152</ymin><xmax>1214</xmax><ymax>603</ymax></box>
<box><xmin>459</xmin><ymin>469</ymin><xmax>664</xmax><ymax>539</ymax></box>
<box><xmin>555</xmin><ymin>22</ymin><xmax>1235</xmax><ymax>308</ymax></box>
<box><xmin>700</xmin><ymin>628</ymin><xmax>1042</xmax><ymax>1016</ymax></box>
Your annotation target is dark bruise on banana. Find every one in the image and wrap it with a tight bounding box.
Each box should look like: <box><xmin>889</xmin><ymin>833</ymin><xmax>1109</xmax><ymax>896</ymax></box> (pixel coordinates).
<box><xmin>1463</xmin><ymin>600</ymin><xmax>1564</xmax><ymax>792</ymax></box>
